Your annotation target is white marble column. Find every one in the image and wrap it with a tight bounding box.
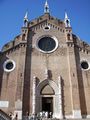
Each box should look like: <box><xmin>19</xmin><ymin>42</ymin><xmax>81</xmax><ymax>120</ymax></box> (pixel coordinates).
<box><xmin>32</xmin><ymin>76</ymin><xmax>36</xmax><ymax>115</ymax></box>
<box><xmin>58</xmin><ymin>76</ymin><xmax>63</xmax><ymax>119</ymax></box>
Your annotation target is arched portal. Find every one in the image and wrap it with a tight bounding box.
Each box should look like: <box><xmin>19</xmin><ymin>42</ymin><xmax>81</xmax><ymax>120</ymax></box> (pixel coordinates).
<box><xmin>41</xmin><ymin>85</ymin><xmax>54</xmax><ymax>114</ymax></box>
<box><xmin>35</xmin><ymin>79</ymin><xmax>61</xmax><ymax>118</ymax></box>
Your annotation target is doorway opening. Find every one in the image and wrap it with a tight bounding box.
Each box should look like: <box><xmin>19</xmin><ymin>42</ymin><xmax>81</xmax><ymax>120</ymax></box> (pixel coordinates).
<box><xmin>42</xmin><ymin>97</ymin><xmax>53</xmax><ymax>113</ymax></box>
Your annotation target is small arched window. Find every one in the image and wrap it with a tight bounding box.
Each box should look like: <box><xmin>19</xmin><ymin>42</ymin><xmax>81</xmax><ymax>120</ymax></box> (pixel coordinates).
<box><xmin>22</xmin><ymin>34</ymin><xmax>26</xmax><ymax>41</ymax></box>
<box><xmin>67</xmin><ymin>34</ymin><xmax>70</xmax><ymax>40</ymax></box>
<box><xmin>66</xmin><ymin>20</ymin><xmax>69</xmax><ymax>25</ymax></box>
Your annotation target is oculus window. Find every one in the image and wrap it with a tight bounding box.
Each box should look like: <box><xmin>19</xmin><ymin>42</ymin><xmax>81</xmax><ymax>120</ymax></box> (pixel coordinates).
<box><xmin>6</xmin><ymin>62</ymin><xmax>13</xmax><ymax>70</ymax></box>
<box><xmin>3</xmin><ymin>59</ymin><xmax>16</xmax><ymax>72</ymax></box>
<box><xmin>38</xmin><ymin>37</ymin><xmax>56</xmax><ymax>52</ymax></box>
<box><xmin>81</xmin><ymin>61</ymin><xmax>89</xmax><ymax>71</ymax></box>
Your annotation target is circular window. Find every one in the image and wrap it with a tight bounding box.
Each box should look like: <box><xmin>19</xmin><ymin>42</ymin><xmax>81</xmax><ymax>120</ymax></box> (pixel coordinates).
<box><xmin>37</xmin><ymin>36</ymin><xmax>58</xmax><ymax>53</ymax></box>
<box><xmin>81</xmin><ymin>61</ymin><xmax>89</xmax><ymax>71</ymax></box>
<box><xmin>3</xmin><ymin>59</ymin><xmax>16</xmax><ymax>72</ymax></box>
<box><xmin>43</xmin><ymin>26</ymin><xmax>50</xmax><ymax>31</ymax></box>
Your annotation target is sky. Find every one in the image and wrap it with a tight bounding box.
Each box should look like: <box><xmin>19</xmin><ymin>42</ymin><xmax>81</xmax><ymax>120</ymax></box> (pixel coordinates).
<box><xmin>0</xmin><ymin>0</ymin><xmax>90</xmax><ymax>50</ymax></box>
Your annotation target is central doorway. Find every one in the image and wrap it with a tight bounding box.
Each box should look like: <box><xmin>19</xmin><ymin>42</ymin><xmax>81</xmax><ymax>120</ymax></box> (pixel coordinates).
<box><xmin>42</xmin><ymin>97</ymin><xmax>53</xmax><ymax>113</ymax></box>
<box><xmin>37</xmin><ymin>80</ymin><xmax>61</xmax><ymax>118</ymax></box>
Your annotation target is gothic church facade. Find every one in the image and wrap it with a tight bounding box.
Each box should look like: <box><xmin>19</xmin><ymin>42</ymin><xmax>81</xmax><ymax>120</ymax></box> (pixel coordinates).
<box><xmin>0</xmin><ymin>1</ymin><xmax>90</xmax><ymax>120</ymax></box>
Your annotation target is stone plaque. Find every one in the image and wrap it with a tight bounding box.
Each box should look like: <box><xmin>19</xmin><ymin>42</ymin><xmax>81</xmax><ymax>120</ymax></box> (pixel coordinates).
<box><xmin>0</xmin><ymin>101</ymin><xmax>9</xmax><ymax>108</ymax></box>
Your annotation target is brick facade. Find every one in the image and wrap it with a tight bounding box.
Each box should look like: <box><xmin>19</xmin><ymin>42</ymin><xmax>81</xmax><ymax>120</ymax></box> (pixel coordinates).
<box><xmin>0</xmin><ymin>13</ymin><xmax>90</xmax><ymax>119</ymax></box>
